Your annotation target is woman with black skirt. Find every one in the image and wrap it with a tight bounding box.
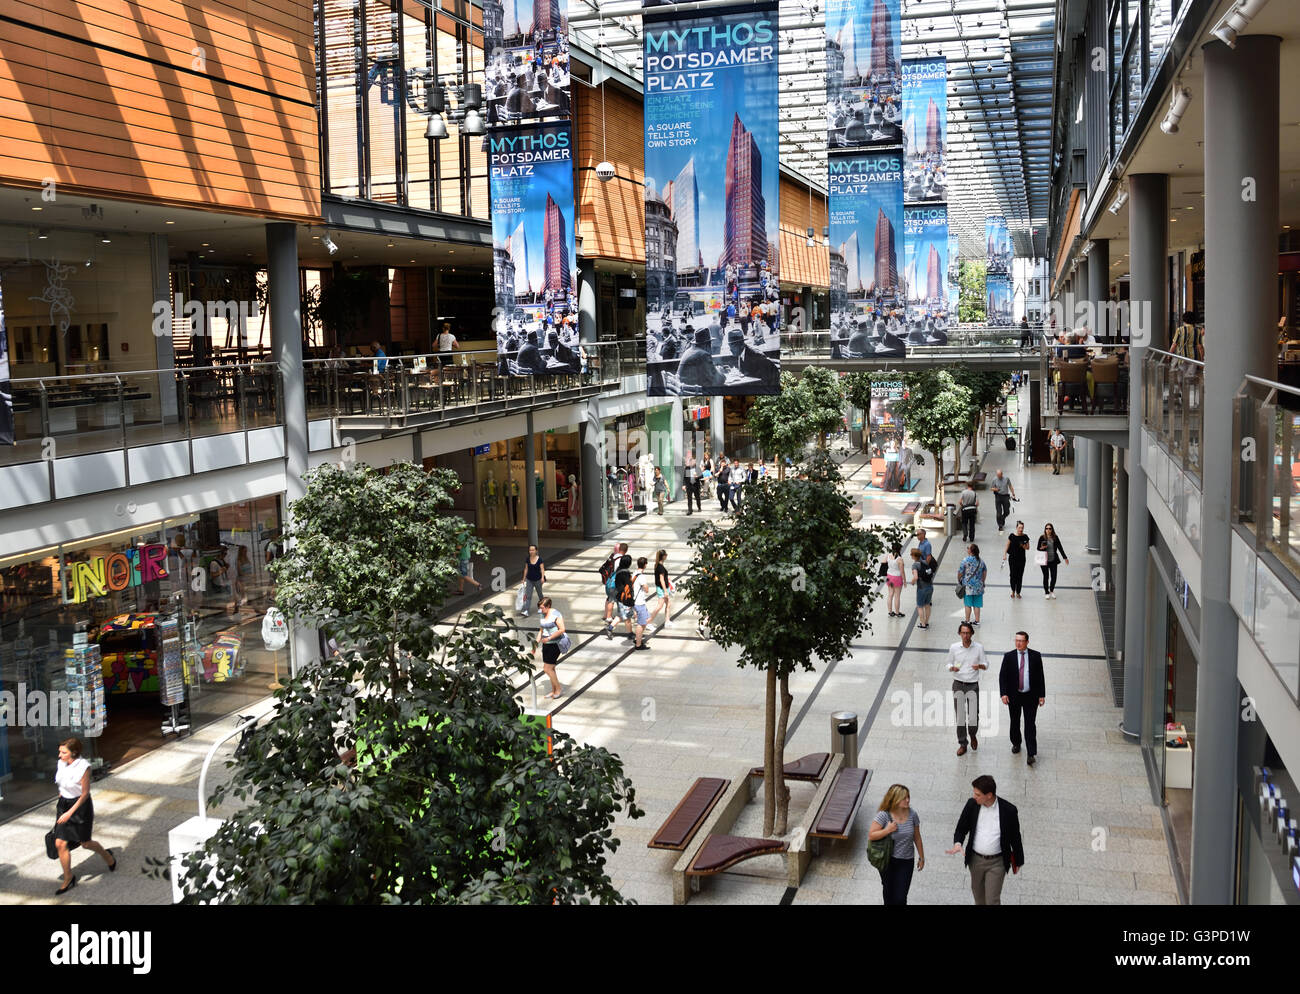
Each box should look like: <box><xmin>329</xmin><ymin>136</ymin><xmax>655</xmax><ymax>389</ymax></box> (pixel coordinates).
<box><xmin>1002</xmin><ymin>521</ymin><xmax>1030</xmax><ymax>598</ymax></box>
<box><xmin>52</xmin><ymin>737</ymin><xmax>115</xmax><ymax>895</ymax></box>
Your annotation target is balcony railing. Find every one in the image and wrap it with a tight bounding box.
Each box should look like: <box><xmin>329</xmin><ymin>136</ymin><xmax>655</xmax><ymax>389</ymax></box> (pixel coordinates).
<box><xmin>302</xmin><ymin>341</ymin><xmax>642</xmax><ymax>424</ymax></box>
<box><xmin>1038</xmin><ymin>340</ymin><xmax>1132</xmax><ymax>420</ymax></box>
<box><xmin>1142</xmin><ymin>349</ymin><xmax>1205</xmax><ymax>481</ymax></box>
<box><xmin>784</xmin><ymin>324</ymin><xmax>1044</xmax><ymax>359</ymax></box>
<box><xmin>2</xmin><ymin>362</ymin><xmax>284</xmax><ymax>468</ymax></box>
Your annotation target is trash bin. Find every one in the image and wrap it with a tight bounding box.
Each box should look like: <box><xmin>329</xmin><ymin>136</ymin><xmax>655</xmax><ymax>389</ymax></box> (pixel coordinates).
<box><xmin>944</xmin><ymin>503</ymin><xmax>956</xmax><ymax>535</ymax></box>
<box><xmin>830</xmin><ymin>711</ymin><xmax>859</xmax><ymax>769</ymax></box>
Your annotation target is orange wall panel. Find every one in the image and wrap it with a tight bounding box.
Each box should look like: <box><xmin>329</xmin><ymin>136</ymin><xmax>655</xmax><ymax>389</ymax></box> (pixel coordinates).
<box><xmin>0</xmin><ymin>3</ymin><xmax>320</xmax><ymax>221</ymax></box>
<box><xmin>574</xmin><ymin>83</ymin><xmax>645</xmax><ymax>264</ymax></box>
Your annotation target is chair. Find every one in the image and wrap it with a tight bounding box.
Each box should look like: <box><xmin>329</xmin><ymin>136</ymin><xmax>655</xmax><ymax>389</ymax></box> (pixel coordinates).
<box><xmin>1056</xmin><ymin>361</ymin><xmax>1089</xmax><ymax>414</ymax></box>
<box><xmin>1090</xmin><ymin>357</ymin><xmax>1120</xmax><ymax>413</ymax></box>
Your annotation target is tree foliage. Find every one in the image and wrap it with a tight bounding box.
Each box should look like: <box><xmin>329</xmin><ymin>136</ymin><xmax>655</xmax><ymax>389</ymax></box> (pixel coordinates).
<box><xmin>893</xmin><ymin>370</ymin><xmax>974</xmax><ymax>506</ymax></box>
<box><xmin>166</xmin><ymin>463</ymin><xmax>642</xmax><ymax>904</ymax></box>
<box><xmin>958</xmin><ymin>259</ymin><xmax>988</xmax><ymax>324</ymax></box>
<box><xmin>748</xmin><ymin>368</ymin><xmax>846</xmax><ymax>472</ymax></box>
<box><xmin>681</xmin><ymin>453</ymin><xmax>906</xmax><ymax>835</ymax></box>
<box><xmin>952</xmin><ymin>367</ymin><xmax>1009</xmax><ymax>458</ymax></box>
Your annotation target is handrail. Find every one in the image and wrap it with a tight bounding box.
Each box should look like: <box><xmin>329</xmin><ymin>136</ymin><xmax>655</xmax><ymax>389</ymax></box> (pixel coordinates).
<box><xmin>198</xmin><ymin>715</ymin><xmax>259</xmax><ymax>821</ymax></box>
<box><xmin>1146</xmin><ymin>347</ymin><xmax>1205</xmax><ymax>369</ymax></box>
<box><xmin>10</xmin><ymin>361</ymin><xmax>279</xmax><ymax>386</ymax></box>
<box><xmin>1242</xmin><ymin>373</ymin><xmax>1300</xmax><ymax>398</ymax></box>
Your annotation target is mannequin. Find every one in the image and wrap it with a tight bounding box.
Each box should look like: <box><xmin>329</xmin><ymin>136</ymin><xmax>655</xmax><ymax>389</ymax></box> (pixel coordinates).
<box><xmin>482</xmin><ymin>470</ymin><xmax>499</xmax><ymax>529</ymax></box>
<box><xmin>534</xmin><ymin>471</ymin><xmax>545</xmax><ymax>529</ymax></box>
<box><xmin>637</xmin><ymin>451</ymin><xmax>653</xmax><ymax>511</ymax></box>
<box><xmin>567</xmin><ymin>474</ymin><xmax>580</xmax><ymax>530</ymax></box>
<box><xmin>507</xmin><ymin>476</ymin><xmax>521</xmax><ymax>528</ymax></box>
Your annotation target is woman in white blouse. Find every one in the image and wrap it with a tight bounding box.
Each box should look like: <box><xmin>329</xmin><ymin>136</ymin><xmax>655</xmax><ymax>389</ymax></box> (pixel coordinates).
<box><xmin>52</xmin><ymin>737</ymin><xmax>115</xmax><ymax>895</ymax></box>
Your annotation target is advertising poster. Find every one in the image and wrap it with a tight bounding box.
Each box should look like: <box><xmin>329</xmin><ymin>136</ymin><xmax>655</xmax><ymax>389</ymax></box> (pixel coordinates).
<box><xmin>902</xmin><ymin>204</ymin><xmax>950</xmax><ymax>345</ymax></box>
<box><xmin>987</xmin><ymin>274</ymin><xmax>1013</xmax><ymax>327</ymax></box>
<box><xmin>642</xmin><ymin>2</ymin><xmax>782</xmax><ymax>397</ymax></box>
<box><xmin>482</xmin><ymin>0</ymin><xmax>571</xmax><ymax>126</ymax></box>
<box><xmin>827</xmin><ymin>149</ymin><xmax>905</xmax><ymax>358</ymax></box>
<box><xmin>947</xmin><ymin>230</ymin><xmax>961</xmax><ymax>320</ymax></box>
<box><xmin>489</xmin><ymin>121</ymin><xmax>581</xmax><ymax>375</ymax></box>
<box><xmin>986</xmin><ymin>214</ymin><xmax>1012</xmax><ymax>275</ymax></box>
<box><xmin>0</xmin><ymin>274</ymin><xmax>11</xmax><ymax>446</ymax></box>
<box><xmin>902</xmin><ymin>58</ymin><xmax>947</xmax><ymax>203</ymax></box>
<box><xmin>825</xmin><ymin>0</ymin><xmax>902</xmax><ymax>150</ymax></box>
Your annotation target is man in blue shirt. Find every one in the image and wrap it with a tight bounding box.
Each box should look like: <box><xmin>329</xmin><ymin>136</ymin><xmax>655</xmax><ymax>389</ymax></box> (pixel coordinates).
<box><xmin>916</xmin><ymin>528</ymin><xmax>933</xmax><ymax>563</ymax></box>
<box><xmin>370</xmin><ymin>340</ymin><xmax>388</xmax><ymax>373</ymax></box>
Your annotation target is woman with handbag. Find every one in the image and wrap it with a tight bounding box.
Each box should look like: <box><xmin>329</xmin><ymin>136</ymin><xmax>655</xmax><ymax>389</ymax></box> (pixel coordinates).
<box><xmin>867</xmin><ymin>783</ymin><xmax>924</xmax><ymax>905</ymax></box>
<box><xmin>50</xmin><ymin>737</ymin><xmax>116</xmax><ymax>896</ymax></box>
<box><xmin>535</xmin><ymin>597</ymin><xmax>570</xmax><ymax>699</ymax></box>
<box><xmin>956</xmin><ymin>544</ymin><xmax>988</xmax><ymax>627</ymax></box>
<box><xmin>1036</xmin><ymin>522</ymin><xmax>1068</xmax><ymax>598</ymax></box>
<box><xmin>519</xmin><ymin>544</ymin><xmax>545</xmax><ymax>616</ymax></box>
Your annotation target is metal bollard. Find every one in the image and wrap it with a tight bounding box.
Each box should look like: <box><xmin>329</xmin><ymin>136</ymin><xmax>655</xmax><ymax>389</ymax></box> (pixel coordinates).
<box><xmin>830</xmin><ymin>710</ymin><xmax>859</xmax><ymax>769</ymax></box>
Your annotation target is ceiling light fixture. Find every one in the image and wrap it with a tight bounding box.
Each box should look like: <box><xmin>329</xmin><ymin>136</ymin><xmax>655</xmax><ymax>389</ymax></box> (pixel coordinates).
<box><xmin>1160</xmin><ymin>81</ymin><xmax>1192</xmax><ymax>134</ymax></box>
<box><xmin>321</xmin><ymin>232</ymin><xmax>339</xmax><ymax>255</ymax></box>
<box><xmin>1108</xmin><ymin>184</ymin><xmax>1129</xmax><ymax>215</ymax></box>
<box><xmin>1211</xmin><ymin>0</ymin><xmax>1270</xmax><ymax>48</ymax></box>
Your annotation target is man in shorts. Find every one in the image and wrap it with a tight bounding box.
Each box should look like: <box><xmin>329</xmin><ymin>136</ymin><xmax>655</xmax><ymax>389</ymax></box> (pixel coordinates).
<box><xmin>603</xmin><ymin>543</ymin><xmax>631</xmax><ymax>637</ymax></box>
<box><xmin>630</xmin><ymin>556</ymin><xmax>654</xmax><ymax>650</ymax></box>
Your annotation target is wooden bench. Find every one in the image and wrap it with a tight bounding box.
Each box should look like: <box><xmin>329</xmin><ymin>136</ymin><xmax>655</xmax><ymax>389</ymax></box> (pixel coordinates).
<box><xmin>747</xmin><ymin>752</ymin><xmax>831</xmax><ymax>784</ymax></box>
<box><xmin>648</xmin><ymin>776</ymin><xmax>730</xmax><ymax>851</ymax></box>
<box><xmin>900</xmin><ymin>501</ymin><xmax>921</xmax><ymax>517</ymax></box>
<box><xmin>808</xmin><ymin>765</ymin><xmax>873</xmax><ymax>855</ymax></box>
<box><xmin>685</xmin><ymin>834</ymin><xmax>789</xmax><ymax>885</ymax></box>
<box><xmin>969</xmin><ymin>472</ymin><xmax>988</xmax><ymax>489</ymax></box>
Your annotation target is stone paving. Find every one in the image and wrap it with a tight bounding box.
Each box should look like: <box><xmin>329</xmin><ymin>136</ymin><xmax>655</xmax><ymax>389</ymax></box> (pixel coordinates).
<box><xmin>0</xmin><ymin>393</ymin><xmax>1178</xmax><ymax>905</ymax></box>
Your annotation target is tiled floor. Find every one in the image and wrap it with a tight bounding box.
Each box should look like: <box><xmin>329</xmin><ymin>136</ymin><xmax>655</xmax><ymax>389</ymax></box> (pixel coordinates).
<box><xmin>0</xmin><ymin>396</ymin><xmax>1178</xmax><ymax>904</ymax></box>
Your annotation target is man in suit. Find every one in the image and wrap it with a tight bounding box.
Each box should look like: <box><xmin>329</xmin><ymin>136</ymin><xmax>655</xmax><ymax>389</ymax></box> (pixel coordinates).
<box><xmin>945</xmin><ymin>774</ymin><xmax>1025</xmax><ymax>905</ymax></box>
<box><xmin>999</xmin><ymin>631</ymin><xmax>1046</xmax><ymax>766</ymax></box>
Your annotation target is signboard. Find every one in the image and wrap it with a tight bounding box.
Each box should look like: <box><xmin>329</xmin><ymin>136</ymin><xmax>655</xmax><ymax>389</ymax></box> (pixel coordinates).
<box><xmin>825</xmin><ymin>0</ymin><xmax>902</xmax><ymax>150</ymax></box>
<box><xmin>488</xmin><ymin>121</ymin><xmax>581</xmax><ymax>376</ymax></box>
<box><xmin>482</xmin><ymin>0</ymin><xmax>571</xmax><ymax>127</ymax></box>
<box><xmin>987</xmin><ymin>274</ymin><xmax>1013</xmax><ymax>327</ymax></box>
<box><xmin>261</xmin><ymin>607</ymin><xmax>289</xmax><ymax>651</ymax></box>
<box><xmin>986</xmin><ymin>215</ymin><xmax>1012</xmax><ymax>275</ymax></box>
<box><xmin>902</xmin><ymin>204</ymin><xmax>950</xmax><ymax>344</ymax></box>
<box><xmin>828</xmin><ymin>150</ymin><xmax>905</xmax><ymax>358</ymax></box>
<box><xmin>902</xmin><ymin>58</ymin><xmax>947</xmax><ymax>203</ymax></box>
<box><xmin>547</xmin><ymin>499</ymin><xmax>569</xmax><ymax>530</ymax></box>
<box><xmin>62</xmin><ymin>544</ymin><xmax>170</xmax><ymax>604</ymax></box>
<box><xmin>643</xmin><ymin>2</ymin><xmax>782</xmax><ymax>397</ymax></box>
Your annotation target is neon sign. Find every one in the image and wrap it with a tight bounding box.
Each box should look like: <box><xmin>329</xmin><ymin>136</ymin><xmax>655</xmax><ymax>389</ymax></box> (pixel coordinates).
<box><xmin>62</xmin><ymin>544</ymin><xmax>169</xmax><ymax>604</ymax></box>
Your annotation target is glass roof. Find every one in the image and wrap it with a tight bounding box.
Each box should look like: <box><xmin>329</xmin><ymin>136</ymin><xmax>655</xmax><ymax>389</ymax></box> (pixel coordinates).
<box><xmin>565</xmin><ymin>0</ymin><xmax>1056</xmax><ymax>259</ymax></box>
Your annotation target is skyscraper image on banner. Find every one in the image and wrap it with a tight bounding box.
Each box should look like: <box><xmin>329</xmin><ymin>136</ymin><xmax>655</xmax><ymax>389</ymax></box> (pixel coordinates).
<box><xmin>986</xmin><ymin>214</ymin><xmax>1012</xmax><ymax>275</ymax></box>
<box><xmin>827</xmin><ymin>150</ymin><xmax>905</xmax><ymax>358</ymax></box>
<box><xmin>482</xmin><ymin>0</ymin><xmax>571</xmax><ymax>126</ymax></box>
<box><xmin>947</xmin><ymin>230</ymin><xmax>961</xmax><ymax>319</ymax></box>
<box><xmin>902</xmin><ymin>205</ymin><xmax>950</xmax><ymax>344</ymax></box>
<box><xmin>987</xmin><ymin>275</ymin><xmax>1013</xmax><ymax>327</ymax></box>
<box><xmin>488</xmin><ymin>121</ymin><xmax>581</xmax><ymax>375</ymax></box>
<box><xmin>643</xmin><ymin>2</ymin><xmax>782</xmax><ymax>397</ymax></box>
<box><xmin>826</xmin><ymin>0</ymin><xmax>902</xmax><ymax>150</ymax></box>
<box><xmin>902</xmin><ymin>58</ymin><xmax>947</xmax><ymax>203</ymax></box>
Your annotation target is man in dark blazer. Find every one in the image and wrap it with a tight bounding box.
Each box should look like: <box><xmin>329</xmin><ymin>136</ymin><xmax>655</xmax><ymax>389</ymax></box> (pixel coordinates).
<box><xmin>998</xmin><ymin>630</ymin><xmax>1046</xmax><ymax>766</ymax></box>
<box><xmin>945</xmin><ymin>775</ymin><xmax>1025</xmax><ymax>905</ymax></box>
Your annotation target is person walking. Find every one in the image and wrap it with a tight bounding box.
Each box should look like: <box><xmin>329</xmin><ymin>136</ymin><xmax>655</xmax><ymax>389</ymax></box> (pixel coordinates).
<box><xmin>455</xmin><ymin>526</ymin><xmax>481</xmax><ymax>595</ymax></box>
<box><xmin>944</xmin><ymin>621</ymin><xmax>989</xmax><ymax>756</ymax></box>
<box><xmin>519</xmin><ymin>544</ymin><xmax>545</xmax><ymax>616</ymax></box>
<box><xmin>630</xmin><ymin>557</ymin><xmax>654</xmax><ymax>650</ymax></box>
<box><xmin>999</xmin><ymin>631</ymin><xmax>1046</xmax><ymax>766</ymax></box>
<box><xmin>436</xmin><ymin>322</ymin><xmax>459</xmax><ymax>366</ymax></box>
<box><xmin>910</xmin><ymin>547</ymin><xmax>934</xmax><ymax>629</ymax></box>
<box><xmin>945</xmin><ymin>774</ymin><xmax>1025</xmax><ymax>906</ymax></box>
<box><xmin>1036</xmin><ymin>522</ymin><xmax>1068</xmax><ymax>598</ymax></box>
<box><xmin>884</xmin><ymin>543</ymin><xmax>906</xmax><ymax>617</ymax></box>
<box><xmin>1002</xmin><ymin>521</ymin><xmax>1029</xmax><ymax>598</ymax></box>
<box><xmin>51</xmin><ymin>737</ymin><xmax>116</xmax><ymax>896</ymax></box>
<box><xmin>957</xmin><ymin>543</ymin><xmax>987</xmax><ymax>626</ymax></box>
<box><xmin>1018</xmin><ymin>316</ymin><xmax>1033</xmax><ymax>350</ymax></box>
<box><xmin>652</xmin><ymin>466</ymin><xmax>669</xmax><ymax>515</ymax></box>
<box><xmin>683</xmin><ymin>450</ymin><xmax>702</xmax><ymax>514</ymax></box>
<box><xmin>868</xmin><ymin>784</ymin><xmax>925</xmax><ymax>905</ymax></box>
<box><xmin>1048</xmin><ymin>428</ymin><xmax>1067</xmax><ymax>474</ymax></box>
<box><xmin>602</xmin><ymin>543</ymin><xmax>630</xmax><ymax>635</ymax></box>
<box><xmin>958</xmin><ymin>480</ymin><xmax>978</xmax><ymax>542</ymax></box>
<box><xmin>990</xmin><ymin>470</ymin><xmax>1016</xmax><ymax>533</ymax></box>
<box><xmin>534</xmin><ymin>597</ymin><xmax>568</xmax><ymax>699</ymax></box>
<box><xmin>648</xmin><ymin>549</ymin><xmax>674</xmax><ymax>628</ymax></box>
<box><xmin>716</xmin><ymin>458</ymin><xmax>733</xmax><ymax>512</ymax></box>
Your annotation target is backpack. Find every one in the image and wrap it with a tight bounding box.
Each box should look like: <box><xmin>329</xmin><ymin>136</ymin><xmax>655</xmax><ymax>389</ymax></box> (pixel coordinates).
<box><xmin>614</xmin><ymin>568</ymin><xmax>635</xmax><ymax>607</ymax></box>
<box><xmin>599</xmin><ymin>553</ymin><xmax>618</xmax><ymax>586</ymax></box>
<box><xmin>916</xmin><ymin>559</ymin><xmax>935</xmax><ymax>585</ymax></box>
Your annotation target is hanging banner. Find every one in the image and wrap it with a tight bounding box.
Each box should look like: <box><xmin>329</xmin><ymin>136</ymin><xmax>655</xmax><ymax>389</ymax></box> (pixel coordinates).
<box><xmin>482</xmin><ymin>0</ymin><xmax>572</xmax><ymax>127</ymax></box>
<box><xmin>489</xmin><ymin>121</ymin><xmax>581</xmax><ymax>375</ymax></box>
<box><xmin>0</xmin><ymin>273</ymin><xmax>12</xmax><ymax>446</ymax></box>
<box><xmin>902</xmin><ymin>204</ymin><xmax>949</xmax><ymax>345</ymax></box>
<box><xmin>825</xmin><ymin>0</ymin><xmax>902</xmax><ymax>150</ymax></box>
<box><xmin>642</xmin><ymin>2</ymin><xmax>782</xmax><ymax>397</ymax></box>
<box><xmin>827</xmin><ymin>149</ymin><xmax>905</xmax><ymax>358</ymax></box>
<box><xmin>987</xmin><ymin>274</ymin><xmax>1013</xmax><ymax>327</ymax></box>
<box><xmin>902</xmin><ymin>57</ymin><xmax>947</xmax><ymax>203</ymax></box>
<box><xmin>986</xmin><ymin>215</ymin><xmax>1012</xmax><ymax>275</ymax></box>
<box><xmin>947</xmin><ymin>230</ymin><xmax>961</xmax><ymax>321</ymax></box>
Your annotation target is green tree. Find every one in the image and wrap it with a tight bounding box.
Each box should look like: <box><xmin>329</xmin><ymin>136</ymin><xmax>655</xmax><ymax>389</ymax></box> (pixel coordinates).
<box><xmin>747</xmin><ymin>368</ymin><xmax>845</xmax><ymax>477</ymax></box>
<box><xmin>893</xmin><ymin>370</ymin><xmax>974</xmax><ymax>506</ymax></box>
<box><xmin>681</xmin><ymin>454</ymin><xmax>905</xmax><ymax>836</ymax></box>
<box><xmin>165</xmin><ymin>463</ymin><xmax>641</xmax><ymax>904</ymax></box>
<box><xmin>952</xmin><ymin>367</ymin><xmax>1008</xmax><ymax>459</ymax></box>
<box><xmin>958</xmin><ymin>259</ymin><xmax>987</xmax><ymax>324</ymax></box>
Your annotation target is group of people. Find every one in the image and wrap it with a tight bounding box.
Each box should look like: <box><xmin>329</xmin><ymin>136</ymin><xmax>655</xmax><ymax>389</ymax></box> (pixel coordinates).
<box><xmin>495</xmin><ymin>303</ymin><xmax>584</xmax><ymax>376</ymax></box>
<box><xmin>646</xmin><ymin>310</ymin><xmax>779</xmax><ymax>395</ymax></box>
<box><xmin>680</xmin><ymin>449</ymin><xmax>770</xmax><ymax>514</ymax></box>
<box><xmin>485</xmin><ymin>39</ymin><xmax>571</xmax><ymax>123</ymax></box>
<box><xmin>827</xmin><ymin>85</ymin><xmax>902</xmax><ymax>147</ymax></box>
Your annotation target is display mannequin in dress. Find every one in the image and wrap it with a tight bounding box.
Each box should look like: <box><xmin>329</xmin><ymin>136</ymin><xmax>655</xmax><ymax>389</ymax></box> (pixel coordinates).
<box><xmin>567</xmin><ymin>474</ymin><xmax>580</xmax><ymax>530</ymax></box>
<box><xmin>482</xmin><ymin>470</ymin><xmax>499</xmax><ymax>528</ymax></box>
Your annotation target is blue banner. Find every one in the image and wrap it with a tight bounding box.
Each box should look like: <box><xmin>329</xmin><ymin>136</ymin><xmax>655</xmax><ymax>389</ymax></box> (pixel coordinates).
<box><xmin>825</xmin><ymin>0</ymin><xmax>902</xmax><ymax>150</ymax></box>
<box><xmin>643</xmin><ymin>2</ymin><xmax>782</xmax><ymax>396</ymax></box>
<box><xmin>986</xmin><ymin>215</ymin><xmax>1012</xmax><ymax>275</ymax></box>
<box><xmin>903</xmin><ymin>204</ymin><xmax>950</xmax><ymax>344</ymax></box>
<box><xmin>902</xmin><ymin>57</ymin><xmax>946</xmax><ymax>203</ymax></box>
<box><xmin>489</xmin><ymin>121</ymin><xmax>581</xmax><ymax>375</ymax></box>
<box><xmin>947</xmin><ymin>230</ymin><xmax>961</xmax><ymax>319</ymax></box>
<box><xmin>482</xmin><ymin>0</ymin><xmax>572</xmax><ymax>127</ymax></box>
<box><xmin>987</xmin><ymin>274</ymin><xmax>1013</xmax><ymax>327</ymax></box>
<box><xmin>828</xmin><ymin>149</ymin><xmax>905</xmax><ymax>358</ymax></box>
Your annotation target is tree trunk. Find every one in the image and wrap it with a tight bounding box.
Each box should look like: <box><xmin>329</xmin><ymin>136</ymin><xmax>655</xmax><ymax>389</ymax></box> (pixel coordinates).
<box><xmin>762</xmin><ymin>666</ymin><xmax>777</xmax><ymax>836</ymax></box>
<box><xmin>777</xmin><ymin>460</ymin><xmax>786</xmax><ymax>482</ymax></box>
<box><xmin>933</xmin><ymin>449</ymin><xmax>944</xmax><ymax>508</ymax></box>
<box><xmin>773</xmin><ymin>671</ymin><xmax>794</xmax><ymax>835</ymax></box>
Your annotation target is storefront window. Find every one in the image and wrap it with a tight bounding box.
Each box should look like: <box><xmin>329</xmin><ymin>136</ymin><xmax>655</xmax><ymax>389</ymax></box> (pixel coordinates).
<box><xmin>472</xmin><ymin>429</ymin><xmax>583</xmax><ymax>534</ymax></box>
<box><xmin>0</xmin><ymin>498</ymin><xmax>285</xmax><ymax>823</ymax></box>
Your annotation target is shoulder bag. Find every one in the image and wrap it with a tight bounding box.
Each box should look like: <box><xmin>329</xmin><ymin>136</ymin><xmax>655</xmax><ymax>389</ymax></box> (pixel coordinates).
<box><xmin>954</xmin><ymin>561</ymin><xmax>967</xmax><ymax>599</ymax></box>
<box><xmin>866</xmin><ymin>819</ymin><xmax>895</xmax><ymax>875</ymax></box>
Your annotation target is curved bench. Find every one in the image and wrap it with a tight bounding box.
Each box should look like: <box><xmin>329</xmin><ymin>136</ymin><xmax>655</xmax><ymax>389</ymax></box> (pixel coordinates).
<box><xmin>648</xmin><ymin>776</ymin><xmax>730</xmax><ymax>851</ymax></box>
<box><xmin>747</xmin><ymin>752</ymin><xmax>831</xmax><ymax>783</ymax></box>
<box><xmin>686</xmin><ymin>834</ymin><xmax>788</xmax><ymax>880</ymax></box>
